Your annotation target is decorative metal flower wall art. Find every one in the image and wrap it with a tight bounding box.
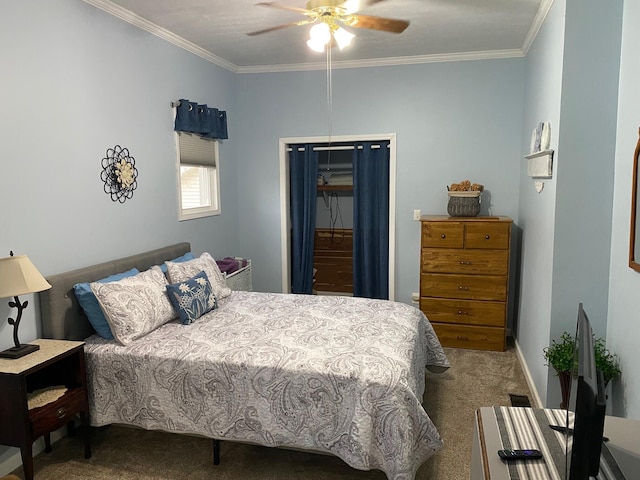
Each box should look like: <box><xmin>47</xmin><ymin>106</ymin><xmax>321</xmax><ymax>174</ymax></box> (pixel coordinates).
<box><xmin>101</xmin><ymin>145</ymin><xmax>138</xmax><ymax>203</ymax></box>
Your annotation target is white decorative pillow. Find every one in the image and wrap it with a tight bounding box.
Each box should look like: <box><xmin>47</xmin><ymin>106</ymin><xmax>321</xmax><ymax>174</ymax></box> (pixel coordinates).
<box><xmin>166</xmin><ymin>252</ymin><xmax>231</xmax><ymax>299</ymax></box>
<box><xmin>90</xmin><ymin>266</ymin><xmax>176</xmax><ymax>345</ymax></box>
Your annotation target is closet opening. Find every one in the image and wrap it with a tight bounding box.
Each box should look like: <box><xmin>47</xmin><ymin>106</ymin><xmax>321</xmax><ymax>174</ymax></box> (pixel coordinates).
<box><xmin>279</xmin><ymin>134</ymin><xmax>396</xmax><ymax>300</ymax></box>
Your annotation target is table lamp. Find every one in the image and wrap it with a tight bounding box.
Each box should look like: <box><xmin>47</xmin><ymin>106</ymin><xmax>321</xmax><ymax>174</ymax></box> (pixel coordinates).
<box><xmin>0</xmin><ymin>252</ymin><xmax>52</xmax><ymax>359</ymax></box>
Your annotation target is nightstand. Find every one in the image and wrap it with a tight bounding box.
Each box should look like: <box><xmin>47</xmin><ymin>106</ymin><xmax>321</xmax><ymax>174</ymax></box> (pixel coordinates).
<box><xmin>0</xmin><ymin>339</ymin><xmax>91</xmax><ymax>480</ymax></box>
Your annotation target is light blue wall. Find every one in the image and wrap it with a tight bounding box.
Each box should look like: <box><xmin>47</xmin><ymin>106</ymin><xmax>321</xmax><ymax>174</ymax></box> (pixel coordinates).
<box><xmin>0</xmin><ymin>0</ymin><xmax>240</xmax><ymax>340</ymax></box>
<box><xmin>517</xmin><ymin>0</ymin><xmax>566</xmax><ymax>408</ymax></box>
<box><xmin>235</xmin><ymin>60</ymin><xmax>525</xmax><ymax>303</ymax></box>
<box><xmin>517</xmin><ymin>0</ymin><xmax>623</xmax><ymax>410</ymax></box>
<box><xmin>549</xmin><ymin>0</ymin><xmax>622</xmax><ymax>399</ymax></box>
<box><xmin>608</xmin><ymin>0</ymin><xmax>640</xmax><ymax>419</ymax></box>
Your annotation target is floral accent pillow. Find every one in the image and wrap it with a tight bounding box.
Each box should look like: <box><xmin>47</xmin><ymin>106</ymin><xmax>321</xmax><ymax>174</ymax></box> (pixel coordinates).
<box><xmin>166</xmin><ymin>271</ymin><xmax>218</xmax><ymax>325</ymax></box>
<box><xmin>90</xmin><ymin>266</ymin><xmax>176</xmax><ymax>345</ymax></box>
<box><xmin>166</xmin><ymin>252</ymin><xmax>231</xmax><ymax>300</ymax></box>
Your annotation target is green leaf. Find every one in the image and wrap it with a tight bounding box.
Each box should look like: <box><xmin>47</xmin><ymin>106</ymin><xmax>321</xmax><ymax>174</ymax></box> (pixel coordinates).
<box><xmin>543</xmin><ymin>332</ymin><xmax>621</xmax><ymax>384</ymax></box>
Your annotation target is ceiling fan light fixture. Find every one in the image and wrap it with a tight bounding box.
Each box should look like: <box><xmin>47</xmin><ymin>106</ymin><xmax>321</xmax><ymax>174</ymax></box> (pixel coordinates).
<box><xmin>307</xmin><ymin>20</ymin><xmax>354</xmax><ymax>52</ymax></box>
<box><xmin>340</xmin><ymin>0</ymin><xmax>361</xmax><ymax>14</ymax></box>
<box><xmin>309</xmin><ymin>22</ymin><xmax>331</xmax><ymax>43</ymax></box>
<box><xmin>333</xmin><ymin>26</ymin><xmax>354</xmax><ymax>49</ymax></box>
<box><xmin>307</xmin><ymin>37</ymin><xmax>327</xmax><ymax>52</ymax></box>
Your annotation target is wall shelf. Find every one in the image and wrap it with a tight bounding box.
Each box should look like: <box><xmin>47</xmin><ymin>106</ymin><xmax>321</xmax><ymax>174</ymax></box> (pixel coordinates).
<box><xmin>524</xmin><ymin>149</ymin><xmax>554</xmax><ymax>178</ymax></box>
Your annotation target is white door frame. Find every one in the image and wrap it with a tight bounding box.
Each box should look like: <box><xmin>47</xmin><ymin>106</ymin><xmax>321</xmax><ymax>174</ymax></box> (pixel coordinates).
<box><xmin>279</xmin><ymin>133</ymin><xmax>397</xmax><ymax>300</ymax></box>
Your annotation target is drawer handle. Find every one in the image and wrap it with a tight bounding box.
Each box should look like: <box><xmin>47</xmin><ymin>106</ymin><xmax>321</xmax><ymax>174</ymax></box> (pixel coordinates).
<box><xmin>459</xmin><ymin>261</ymin><xmax>471</xmax><ymax>265</ymax></box>
<box><xmin>458</xmin><ymin>286</ymin><xmax>469</xmax><ymax>290</ymax></box>
<box><xmin>441</xmin><ymin>234</ymin><xmax>446</xmax><ymax>239</ymax></box>
<box><xmin>56</xmin><ymin>408</ymin><xmax>67</xmax><ymax>419</ymax></box>
<box><xmin>457</xmin><ymin>310</ymin><xmax>469</xmax><ymax>315</ymax></box>
<box><xmin>457</xmin><ymin>336</ymin><xmax>469</xmax><ymax>341</ymax></box>
<box><xmin>485</xmin><ymin>235</ymin><xmax>490</xmax><ymax>240</ymax></box>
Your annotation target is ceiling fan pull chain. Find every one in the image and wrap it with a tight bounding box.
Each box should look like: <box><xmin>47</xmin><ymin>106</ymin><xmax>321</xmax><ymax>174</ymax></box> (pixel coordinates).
<box><xmin>326</xmin><ymin>44</ymin><xmax>333</xmax><ymax>170</ymax></box>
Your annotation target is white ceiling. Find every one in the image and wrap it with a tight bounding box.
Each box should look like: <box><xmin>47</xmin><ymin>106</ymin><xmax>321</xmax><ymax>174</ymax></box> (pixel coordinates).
<box><xmin>83</xmin><ymin>0</ymin><xmax>548</xmax><ymax>73</ymax></box>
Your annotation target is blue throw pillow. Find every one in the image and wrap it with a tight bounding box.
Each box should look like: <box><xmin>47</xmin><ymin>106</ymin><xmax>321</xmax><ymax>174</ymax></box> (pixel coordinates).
<box><xmin>166</xmin><ymin>270</ymin><xmax>218</xmax><ymax>325</ymax></box>
<box><xmin>73</xmin><ymin>268</ymin><xmax>140</xmax><ymax>339</ymax></box>
<box><xmin>159</xmin><ymin>252</ymin><xmax>195</xmax><ymax>274</ymax></box>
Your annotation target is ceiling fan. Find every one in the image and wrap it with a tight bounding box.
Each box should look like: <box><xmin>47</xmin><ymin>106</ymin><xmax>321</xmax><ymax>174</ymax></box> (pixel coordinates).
<box><xmin>247</xmin><ymin>0</ymin><xmax>410</xmax><ymax>51</ymax></box>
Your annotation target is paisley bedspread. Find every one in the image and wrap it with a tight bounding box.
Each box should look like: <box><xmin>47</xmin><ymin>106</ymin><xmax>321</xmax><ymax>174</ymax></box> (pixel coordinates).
<box><xmin>84</xmin><ymin>291</ymin><xmax>449</xmax><ymax>480</ymax></box>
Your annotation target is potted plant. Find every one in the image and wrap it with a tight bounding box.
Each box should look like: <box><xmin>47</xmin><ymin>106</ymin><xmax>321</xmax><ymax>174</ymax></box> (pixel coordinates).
<box><xmin>543</xmin><ymin>332</ymin><xmax>575</xmax><ymax>408</ymax></box>
<box><xmin>543</xmin><ymin>332</ymin><xmax>621</xmax><ymax>408</ymax></box>
<box><xmin>593</xmin><ymin>336</ymin><xmax>622</xmax><ymax>385</ymax></box>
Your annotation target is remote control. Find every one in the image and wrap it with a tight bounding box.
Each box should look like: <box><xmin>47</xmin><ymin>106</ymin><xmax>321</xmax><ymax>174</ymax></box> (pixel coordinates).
<box><xmin>498</xmin><ymin>449</ymin><xmax>543</xmax><ymax>460</ymax></box>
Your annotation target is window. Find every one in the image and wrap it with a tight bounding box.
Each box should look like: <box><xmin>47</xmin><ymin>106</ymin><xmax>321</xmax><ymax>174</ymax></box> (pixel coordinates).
<box><xmin>176</xmin><ymin>132</ymin><xmax>220</xmax><ymax>220</ymax></box>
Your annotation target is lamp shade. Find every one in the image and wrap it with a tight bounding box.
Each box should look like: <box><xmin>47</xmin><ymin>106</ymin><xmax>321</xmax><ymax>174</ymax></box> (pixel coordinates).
<box><xmin>0</xmin><ymin>255</ymin><xmax>51</xmax><ymax>298</ymax></box>
<box><xmin>333</xmin><ymin>27</ymin><xmax>354</xmax><ymax>50</ymax></box>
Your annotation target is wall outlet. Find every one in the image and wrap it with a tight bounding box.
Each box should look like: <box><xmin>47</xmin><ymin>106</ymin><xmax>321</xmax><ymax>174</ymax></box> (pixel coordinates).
<box><xmin>411</xmin><ymin>292</ymin><xmax>420</xmax><ymax>303</ymax></box>
<box><xmin>413</xmin><ymin>209</ymin><xmax>421</xmax><ymax>221</ymax></box>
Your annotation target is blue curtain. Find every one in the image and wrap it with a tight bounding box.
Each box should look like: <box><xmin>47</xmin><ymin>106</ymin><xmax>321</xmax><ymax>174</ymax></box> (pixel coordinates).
<box><xmin>353</xmin><ymin>141</ymin><xmax>390</xmax><ymax>299</ymax></box>
<box><xmin>174</xmin><ymin>99</ymin><xmax>228</xmax><ymax>139</ymax></box>
<box><xmin>290</xmin><ymin>144</ymin><xmax>319</xmax><ymax>294</ymax></box>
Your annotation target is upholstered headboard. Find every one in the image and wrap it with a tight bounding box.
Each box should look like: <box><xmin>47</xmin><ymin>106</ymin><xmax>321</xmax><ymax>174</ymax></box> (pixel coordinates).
<box><xmin>39</xmin><ymin>242</ymin><xmax>191</xmax><ymax>341</ymax></box>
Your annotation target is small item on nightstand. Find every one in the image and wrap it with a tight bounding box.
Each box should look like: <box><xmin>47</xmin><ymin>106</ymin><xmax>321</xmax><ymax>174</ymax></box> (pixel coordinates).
<box><xmin>0</xmin><ymin>252</ymin><xmax>52</xmax><ymax>359</ymax></box>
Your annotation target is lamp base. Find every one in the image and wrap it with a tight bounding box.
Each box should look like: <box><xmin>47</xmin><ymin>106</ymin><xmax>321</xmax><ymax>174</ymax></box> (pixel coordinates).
<box><xmin>0</xmin><ymin>343</ymin><xmax>40</xmax><ymax>359</ymax></box>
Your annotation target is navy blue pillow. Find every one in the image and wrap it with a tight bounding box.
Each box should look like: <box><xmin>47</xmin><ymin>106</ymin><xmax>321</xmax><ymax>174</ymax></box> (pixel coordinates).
<box><xmin>166</xmin><ymin>270</ymin><xmax>218</xmax><ymax>325</ymax></box>
<box><xmin>73</xmin><ymin>268</ymin><xmax>140</xmax><ymax>339</ymax></box>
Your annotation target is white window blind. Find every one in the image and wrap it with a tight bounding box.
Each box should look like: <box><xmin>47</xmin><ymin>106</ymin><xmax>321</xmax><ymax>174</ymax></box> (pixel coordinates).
<box><xmin>178</xmin><ymin>132</ymin><xmax>218</xmax><ymax>167</ymax></box>
<box><xmin>176</xmin><ymin>132</ymin><xmax>220</xmax><ymax>220</ymax></box>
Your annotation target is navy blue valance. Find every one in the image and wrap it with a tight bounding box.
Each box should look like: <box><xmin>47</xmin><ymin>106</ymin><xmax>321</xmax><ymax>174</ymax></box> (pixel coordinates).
<box><xmin>174</xmin><ymin>99</ymin><xmax>228</xmax><ymax>140</ymax></box>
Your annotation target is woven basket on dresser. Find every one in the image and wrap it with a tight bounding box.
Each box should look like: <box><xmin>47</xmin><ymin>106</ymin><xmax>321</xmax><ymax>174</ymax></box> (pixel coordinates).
<box><xmin>447</xmin><ymin>191</ymin><xmax>482</xmax><ymax>217</ymax></box>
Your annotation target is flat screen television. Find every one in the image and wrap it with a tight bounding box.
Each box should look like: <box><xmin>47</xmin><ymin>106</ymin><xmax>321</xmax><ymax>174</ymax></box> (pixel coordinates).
<box><xmin>566</xmin><ymin>303</ymin><xmax>607</xmax><ymax>480</ymax></box>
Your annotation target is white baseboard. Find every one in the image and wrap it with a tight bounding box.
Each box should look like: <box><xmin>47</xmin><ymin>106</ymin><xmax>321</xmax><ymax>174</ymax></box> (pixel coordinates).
<box><xmin>0</xmin><ymin>426</ymin><xmax>67</xmax><ymax>476</ymax></box>
<box><xmin>514</xmin><ymin>337</ymin><xmax>543</xmax><ymax>408</ymax></box>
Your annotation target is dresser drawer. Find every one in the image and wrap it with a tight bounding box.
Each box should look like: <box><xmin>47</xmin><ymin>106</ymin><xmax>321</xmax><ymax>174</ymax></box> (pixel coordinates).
<box><xmin>421</xmin><ymin>249</ymin><xmax>509</xmax><ymax>275</ymax></box>
<box><xmin>431</xmin><ymin>323</ymin><xmax>505</xmax><ymax>351</ymax></box>
<box><xmin>29</xmin><ymin>387</ymin><xmax>88</xmax><ymax>438</ymax></box>
<box><xmin>465</xmin><ymin>223</ymin><xmax>510</xmax><ymax>249</ymax></box>
<box><xmin>422</xmin><ymin>222</ymin><xmax>464</xmax><ymax>248</ymax></box>
<box><xmin>420</xmin><ymin>298</ymin><xmax>506</xmax><ymax>327</ymax></box>
<box><xmin>421</xmin><ymin>273</ymin><xmax>507</xmax><ymax>301</ymax></box>
<box><xmin>314</xmin><ymin>256</ymin><xmax>353</xmax><ymax>293</ymax></box>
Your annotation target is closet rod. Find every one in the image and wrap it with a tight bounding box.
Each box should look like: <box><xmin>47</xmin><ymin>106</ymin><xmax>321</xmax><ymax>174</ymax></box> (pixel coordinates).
<box><xmin>286</xmin><ymin>144</ymin><xmax>388</xmax><ymax>152</ymax></box>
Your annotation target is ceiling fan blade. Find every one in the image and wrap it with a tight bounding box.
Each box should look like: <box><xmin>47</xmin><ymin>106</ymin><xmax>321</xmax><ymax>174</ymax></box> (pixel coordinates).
<box><xmin>254</xmin><ymin>2</ymin><xmax>312</xmax><ymax>15</ymax></box>
<box><xmin>246</xmin><ymin>21</ymin><xmax>309</xmax><ymax>36</ymax></box>
<box><xmin>350</xmin><ymin>14</ymin><xmax>409</xmax><ymax>33</ymax></box>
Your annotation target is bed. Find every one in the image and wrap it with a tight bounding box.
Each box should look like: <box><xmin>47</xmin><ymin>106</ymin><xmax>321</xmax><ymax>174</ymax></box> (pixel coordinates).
<box><xmin>39</xmin><ymin>243</ymin><xmax>449</xmax><ymax>480</ymax></box>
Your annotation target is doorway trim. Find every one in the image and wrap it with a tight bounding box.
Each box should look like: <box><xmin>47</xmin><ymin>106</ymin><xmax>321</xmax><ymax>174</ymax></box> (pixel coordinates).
<box><xmin>279</xmin><ymin>133</ymin><xmax>397</xmax><ymax>300</ymax></box>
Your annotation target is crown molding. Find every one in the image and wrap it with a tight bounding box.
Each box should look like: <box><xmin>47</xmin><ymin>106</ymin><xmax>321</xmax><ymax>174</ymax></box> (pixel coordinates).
<box><xmin>82</xmin><ymin>0</ymin><xmax>530</xmax><ymax>75</ymax></box>
<box><xmin>521</xmin><ymin>0</ymin><xmax>555</xmax><ymax>55</ymax></box>
<box><xmin>80</xmin><ymin>0</ymin><xmax>238</xmax><ymax>73</ymax></box>
<box><xmin>236</xmin><ymin>49</ymin><xmax>525</xmax><ymax>74</ymax></box>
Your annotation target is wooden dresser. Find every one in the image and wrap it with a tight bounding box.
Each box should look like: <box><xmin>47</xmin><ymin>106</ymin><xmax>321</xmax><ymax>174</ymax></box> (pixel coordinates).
<box><xmin>420</xmin><ymin>216</ymin><xmax>512</xmax><ymax>351</ymax></box>
<box><xmin>313</xmin><ymin>228</ymin><xmax>353</xmax><ymax>294</ymax></box>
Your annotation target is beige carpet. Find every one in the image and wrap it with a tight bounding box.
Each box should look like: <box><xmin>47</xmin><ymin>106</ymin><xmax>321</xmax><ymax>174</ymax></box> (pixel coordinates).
<box><xmin>11</xmin><ymin>345</ymin><xmax>533</xmax><ymax>480</ymax></box>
